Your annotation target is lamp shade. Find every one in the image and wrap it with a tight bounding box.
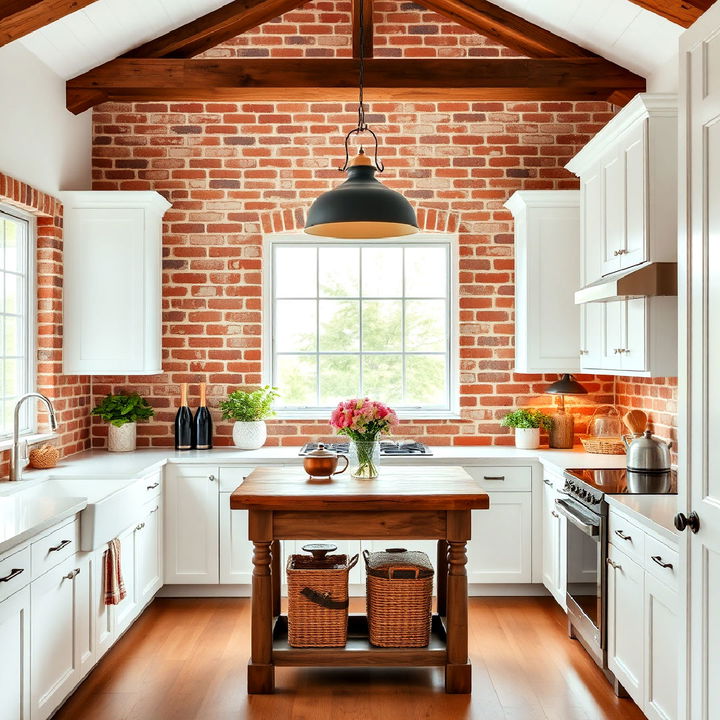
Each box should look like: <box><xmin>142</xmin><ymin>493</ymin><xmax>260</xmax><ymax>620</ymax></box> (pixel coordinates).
<box><xmin>544</xmin><ymin>373</ymin><xmax>588</xmax><ymax>396</ymax></box>
<box><xmin>305</xmin><ymin>152</ymin><xmax>419</xmax><ymax>239</ymax></box>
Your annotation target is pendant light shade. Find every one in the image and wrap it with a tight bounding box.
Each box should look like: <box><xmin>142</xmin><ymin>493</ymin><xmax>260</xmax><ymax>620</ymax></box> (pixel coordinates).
<box><xmin>305</xmin><ymin>151</ymin><xmax>418</xmax><ymax>239</ymax></box>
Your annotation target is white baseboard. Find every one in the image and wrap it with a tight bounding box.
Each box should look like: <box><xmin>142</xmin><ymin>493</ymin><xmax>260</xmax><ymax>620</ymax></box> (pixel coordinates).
<box><xmin>157</xmin><ymin>583</ymin><xmax>552</xmax><ymax>599</ymax></box>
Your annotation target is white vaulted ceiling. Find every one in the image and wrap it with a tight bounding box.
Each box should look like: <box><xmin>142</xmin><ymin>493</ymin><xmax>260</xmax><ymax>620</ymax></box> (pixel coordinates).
<box><xmin>18</xmin><ymin>0</ymin><xmax>682</xmax><ymax>80</ymax></box>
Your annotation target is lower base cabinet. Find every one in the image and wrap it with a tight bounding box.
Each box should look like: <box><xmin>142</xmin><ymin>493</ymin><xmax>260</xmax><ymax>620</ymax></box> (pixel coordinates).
<box><xmin>0</xmin><ymin>586</ymin><xmax>30</xmax><ymax>720</ymax></box>
<box><xmin>220</xmin><ymin>494</ymin><xmax>253</xmax><ymax>584</ymax></box>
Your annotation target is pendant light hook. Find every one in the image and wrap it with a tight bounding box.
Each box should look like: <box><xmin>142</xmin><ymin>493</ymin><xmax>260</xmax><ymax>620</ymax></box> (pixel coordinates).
<box><xmin>339</xmin><ymin>0</ymin><xmax>383</xmax><ymax>173</ymax></box>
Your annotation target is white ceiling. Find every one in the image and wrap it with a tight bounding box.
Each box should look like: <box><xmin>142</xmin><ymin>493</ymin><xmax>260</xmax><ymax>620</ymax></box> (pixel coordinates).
<box><xmin>18</xmin><ymin>0</ymin><xmax>682</xmax><ymax>80</ymax></box>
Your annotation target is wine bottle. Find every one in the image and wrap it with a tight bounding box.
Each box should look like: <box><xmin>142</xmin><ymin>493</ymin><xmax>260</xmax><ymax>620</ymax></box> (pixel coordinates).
<box><xmin>194</xmin><ymin>382</ymin><xmax>213</xmax><ymax>450</ymax></box>
<box><xmin>174</xmin><ymin>383</ymin><xmax>193</xmax><ymax>450</ymax></box>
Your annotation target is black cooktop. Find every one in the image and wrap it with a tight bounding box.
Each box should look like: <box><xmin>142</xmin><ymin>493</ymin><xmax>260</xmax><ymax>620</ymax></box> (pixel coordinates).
<box><xmin>565</xmin><ymin>467</ymin><xmax>677</xmax><ymax>495</ymax></box>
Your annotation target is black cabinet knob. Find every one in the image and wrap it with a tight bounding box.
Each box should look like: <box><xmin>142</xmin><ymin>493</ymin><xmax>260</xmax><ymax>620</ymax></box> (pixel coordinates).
<box><xmin>674</xmin><ymin>511</ymin><xmax>700</xmax><ymax>534</ymax></box>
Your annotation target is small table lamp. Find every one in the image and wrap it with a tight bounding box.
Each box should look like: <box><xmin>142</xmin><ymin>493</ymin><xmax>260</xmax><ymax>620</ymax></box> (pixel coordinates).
<box><xmin>544</xmin><ymin>373</ymin><xmax>588</xmax><ymax>449</ymax></box>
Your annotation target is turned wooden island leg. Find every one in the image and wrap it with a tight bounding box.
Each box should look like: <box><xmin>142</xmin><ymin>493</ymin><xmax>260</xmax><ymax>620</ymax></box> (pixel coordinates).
<box><xmin>445</xmin><ymin>510</ymin><xmax>471</xmax><ymax>694</ymax></box>
<box><xmin>436</xmin><ymin>539</ymin><xmax>448</xmax><ymax>617</ymax></box>
<box><xmin>249</xmin><ymin>535</ymin><xmax>275</xmax><ymax>693</ymax></box>
<box><xmin>271</xmin><ymin>539</ymin><xmax>281</xmax><ymax>617</ymax></box>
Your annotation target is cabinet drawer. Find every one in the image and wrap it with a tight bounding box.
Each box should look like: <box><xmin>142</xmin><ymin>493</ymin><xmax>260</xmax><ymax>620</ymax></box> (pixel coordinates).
<box><xmin>31</xmin><ymin>520</ymin><xmax>79</xmax><ymax>580</ymax></box>
<box><xmin>464</xmin><ymin>466</ymin><xmax>532</xmax><ymax>491</ymax></box>
<box><xmin>644</xmin><ymin>534</ymin><xmax>679</xmax><ymax>592</ymax></box>
<box><xmin>218</xmin><ymin>466</ymin><xmax>255</xmax><ymax>493</ymax></box>
<box><xmin>142</xmin><ymin>471</ymin><xmax>162</xmax><ymax>500</ymax></box>
<box><xmin>608</xmin><ymin>511</ymin><xmax>644</xmax><ymax>565</ymax></box>
<box><xmin>0</xmin><ymin>545</ymin><xmax>31</xmax><ymax>602</ymax></box>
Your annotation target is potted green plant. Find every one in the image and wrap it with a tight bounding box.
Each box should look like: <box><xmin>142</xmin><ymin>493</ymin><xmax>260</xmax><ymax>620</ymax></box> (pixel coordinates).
<box><xmin>91</xmin><ymin>392</ymin><xmax>154</xmax><ymax>452</ymax></box>
<box><xmin>220</xmin><ymin>386</ymin><xmax>279</xmax><ymax>450</ymax></box>
<box><xmin>500</xmin><ymin>408</ymin><xmax>552</xmax><ymax>450</ymax></box>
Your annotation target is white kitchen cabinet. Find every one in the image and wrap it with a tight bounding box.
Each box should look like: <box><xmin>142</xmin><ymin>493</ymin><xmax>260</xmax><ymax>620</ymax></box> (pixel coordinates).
<box><xmin>61</xmin><ymin>191</ymin><xmax>171</xmax><ymax>375</ymax></box>
<box><xmin>644</xmin><ymin>573</ymin><xmax>679</xmax><ymax>720</ymax></box>
<box><xmin>92</xmin><ymin>545</ymin><xmax>114</xmax><ymax>661</ymax></box>
<box><xmin>567</xmin><ymin>94</ymin><xmax>677</xmax><ymax>283</ymax></box>
<box><xmin>114</xmin><ymin>523</ymin><xmax>140</xmax><ymax>636</ymax></box>
<box><xmin>137</xmin><ymin>499</ymin><xmax>163</xmax><ymax>604</ymax></box>
<box><xmin>607</xmin><ymin>542</ymin><xmax>645</xmax><ymax>706</ymax></box>
<box><xmin>220</xmin><ymin>495</ymin><xmax>253</xmax><ymax>585</ymax></box>
<box><xmin>541</xmin><ymin>475</ymin><xmax>566</xmax><ymax>609</ymax></box>
<box><xmin>30</xmin><ymin>554</ymin><xmax>88</xmax><ymax>720</ymax></box>
<box><xmin>0</xmin><ymin>586</ymin><xmax>30</xmax><ymax>720</ymax></box>
<box><xmin>165</xmin><ymin>465</ymin><xmax>219</xmax><ymax>584</ymax></box>
<box><xmin>467</xmin><ymin>491</ymin><xmax>532</xmax><ymax>584</ymax></box>
<box><xmin>504</xmin><ymin>191</ymin><xmax>581</xmax><ymax>373</ymax></box>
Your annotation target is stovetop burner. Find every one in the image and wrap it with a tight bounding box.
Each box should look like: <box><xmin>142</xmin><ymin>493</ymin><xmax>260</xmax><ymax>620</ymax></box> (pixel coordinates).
<box><xmin>299</xmin><ymin>441</ymin><xmax>432</xmax><ymax>457</ymax></box>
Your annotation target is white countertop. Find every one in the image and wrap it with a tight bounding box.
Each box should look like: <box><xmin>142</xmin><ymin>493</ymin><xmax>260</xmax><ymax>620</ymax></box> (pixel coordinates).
<box><xmin>606</xmin><ymin>495</ymin><xmax>679</xmax><ymax>544</ymax></box>
<box><xmin>0</xmin><ymin>444</ymin><xmax>629</xmax><ymax>557</ymax></box>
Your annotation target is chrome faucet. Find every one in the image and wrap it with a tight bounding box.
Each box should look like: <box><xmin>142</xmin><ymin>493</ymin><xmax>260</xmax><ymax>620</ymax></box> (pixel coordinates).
<box><xmin>10</xmin><ymin>393</ymin><xmax>58</xmax><ymax>482</ymax></box>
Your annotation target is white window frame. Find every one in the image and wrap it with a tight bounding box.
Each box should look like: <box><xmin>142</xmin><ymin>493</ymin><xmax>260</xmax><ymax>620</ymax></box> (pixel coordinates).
<box><xmin>0</xmin><ymin>203</ymin><xmax>36</xmax><ymax>439</ymax></box>
<box><xmin>263</xmin><ymin>232</ymin><xmax>460</xmax><ymax>420</ymax></box>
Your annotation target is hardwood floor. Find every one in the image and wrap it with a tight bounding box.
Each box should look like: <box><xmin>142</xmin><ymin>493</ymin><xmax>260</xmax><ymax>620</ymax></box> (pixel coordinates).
<box><xmin>55</xmin><ymin>597</ymin><xmax>646</xmax><ymax>720</ymax></box>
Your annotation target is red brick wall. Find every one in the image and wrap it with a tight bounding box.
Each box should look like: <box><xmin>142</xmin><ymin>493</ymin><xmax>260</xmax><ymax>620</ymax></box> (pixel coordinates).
<box><xmin>0</xmin><ymin>173</ymin><xmax>91</xmax><ymax>473</ymax></box>
<box><xmin>615</xmin><ymin>377</ymin><xmax>678</xmax><ymax>449</ymax></box>
<box><xmin>86</xmin><ymin>0</ymin><xmax>675</xmax><ymax>449</ymax></box>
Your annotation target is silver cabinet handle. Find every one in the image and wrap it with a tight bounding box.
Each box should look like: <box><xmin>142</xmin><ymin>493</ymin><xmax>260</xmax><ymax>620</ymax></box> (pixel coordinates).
<box><xmin>146</xmin><ymin>482</ymin><xmax>160</xmax><ymax>490</ymax></box>
<box><xmin>543</xmin><ymin>478</ymin><xmax>553</xmax><ymax>486</ymax></box>
<box><xmin>579</xmin><ymin>349</ymin><xmax>589</xmax><ymax>355</ymax></box>
<box><xmin>64</xmin><ymin>568</ymin><xmax>80</xmax><ymax>580</ymax></box>
<box><xmin>607</xmin><ymin>558</ymin><xmax>622</xmax><ymax>570</ymax></box>
<box><xmin>614</xmin><ymin>529</ymin><xmax>632</xmax><ymax>541</ymax></box>
<box><xmin>651</xmin><ymin>555</ymin><xmax>673</xmax><ymax>570</ymax></box>
<box><xmin>483</xmin><ymin>475</ymin><xmax>505</xmax><ymax>481</ymax></box>
<box><xmin>48</xmin><ymin>539</ymin><xmax>71</xmax><ymax>553</ymax></box>
<box><xmin>613</xmin><ymin>249</ymin><xmax>629</xmax><ymax>256</ymax></box>
<box><xmin>0</xmin><ymin>568</ymin><xmax>23</xmax><ymax>583</ymax></box>
<box><xmin>150</xmin><ymin>505</ymin><xmax>159</xmax><ymax>514</ymax></box>
<box><xmin>551</xmin><ymin>510</ymin><xmax>559</xmax><ymax>519</ymax></box>
<box><xmin>209</xmin><ymin>474</ymin><xmax>216</xmax><ymax>482</ymax></box>
<box><xmin>136</xmin><ymin>522</ymin><xmax>146</xmax><ymax>531</ymax></box>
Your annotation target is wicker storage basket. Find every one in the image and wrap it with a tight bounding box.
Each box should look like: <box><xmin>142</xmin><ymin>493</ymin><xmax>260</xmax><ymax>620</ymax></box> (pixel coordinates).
<box><xmin>364</xmin><ymin>548</ymin><xmax>434</xmax><ymax>648</ymax></box>
<box><xmin>579</xmin><ymin>436</ymin><xmax>626</xmax><ymax>455</ymax></box>
<box><xmin>287</xmin><ymin>544</ymin><xmax>358</xmax><ymax>648</ymax></box>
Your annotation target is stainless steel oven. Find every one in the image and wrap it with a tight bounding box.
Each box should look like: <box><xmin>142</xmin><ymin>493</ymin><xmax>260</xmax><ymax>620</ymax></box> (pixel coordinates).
<box><xmin>554</xmin><ymin>495</ymin><xmax>606</xmax><ymax>669</ymax></box>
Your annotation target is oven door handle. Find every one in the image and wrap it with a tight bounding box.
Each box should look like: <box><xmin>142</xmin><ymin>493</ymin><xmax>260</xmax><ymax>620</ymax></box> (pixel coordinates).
<box><xmin>554</xmin><ymin>498</ymin><xmax>600</xmax><ymax>537</ymax></box>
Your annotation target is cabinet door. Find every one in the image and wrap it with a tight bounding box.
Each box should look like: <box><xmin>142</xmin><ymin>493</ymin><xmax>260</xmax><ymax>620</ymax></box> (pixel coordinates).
<box><xmin>164</xmin><ymin>465</ymin><xmax>219</xmax><ymax>584</ymax></box>
<box><xmin>581</xmin><ymin>302</ymin><xmax>604</xmax><ymax>370</ymax></box>
<box><xmin>582</xmin><ymin>167</ymin><xmax>604</xmax><ymax>284</ymax></box>
<box><xmin>114</xmin><ymin>524</ymin><xmax>140</xmax><ymax>636</ymax></box>
<box><xmin>74</xmin><ymin>553</ymin><xmax>95</xmax><ymax>680</ymax></box>
<box><xmin>219</xmin><ymin>496</ymin><xmax>253</xmax><ymax>585</ymax></box>
<box><xmin>644</xmin><ymin>574</ymin><xmax>679</xmax><ymax>720</ymax></box>
<box><xmin>467</xmin><ymin>492</ymin><xmax>532</xmax><ymax>584</ymax></box>
<box><xmin>0</xmin><ymin>586</ymin><xmax>30</xmax><ymax>720</ymax></box>
<box><xmin>602</xmin><ymin>151</ymin><xmax>625</xmax><ymax>275</ymax></box>
<box><xmin>607</xmin><ymin>544</ymin><xmax>644</xmax><ymax>706</ymax></box>
<box><xmin>622</xmin><ymin>298</ymin><xmax>648</xmax><ymax>372</ymax></box>
<box><xmin>623</xmin><ymin>121</ymin><xmax>647</xmax><ymax>269</ymax></box>
<box><xmin>30</xmin><ymin>556</ymin><xmax>83</xmax><ymax>720</ymax></box>
<box><xmin>542</xmin><ymin>480</ymin><xmax>564</xmax><ymax>605</ymax></box>
<box><xmin>138</xmin><ymin>500</ymin><xmax>162</xmax><ymax>604</ymax></box>
<box><xmin>602</xmin><ymin>301</ymin><xmax>625</xmax><ymax>369</ymax></box>
<box><xmin>92</xmin><ymin>546</ymin><xmax>114</xmax><ymax>661</ymax></box>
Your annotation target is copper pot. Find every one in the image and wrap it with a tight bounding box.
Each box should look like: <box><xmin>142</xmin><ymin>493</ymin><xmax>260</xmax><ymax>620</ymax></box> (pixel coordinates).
<box><xmin>303</xmin><ymin>443</ymin><xmax>349</xmax><ymax>480</ymax></box>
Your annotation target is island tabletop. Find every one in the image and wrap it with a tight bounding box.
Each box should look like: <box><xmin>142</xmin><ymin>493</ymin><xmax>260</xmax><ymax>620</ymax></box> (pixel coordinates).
<box><xmin>231</xmin><ymin>465</ymin><xmax>489</xmax><ymax>696</ymax></box>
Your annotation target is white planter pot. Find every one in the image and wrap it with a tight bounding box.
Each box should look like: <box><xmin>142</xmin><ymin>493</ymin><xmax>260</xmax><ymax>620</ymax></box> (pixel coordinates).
<box><xmin>232</xmin><ymin>420</ymin><xmax>267</xmax><ymax>450</ymax></box>
<box><xmin>108</xmin><ymin>422</ymin><xmax>137</xmax><ymax>452</ymax></box>
<box><xmin>514</xmin><ymin>427</ymin><xmax>540</xmax><ymax>450</ymax></box>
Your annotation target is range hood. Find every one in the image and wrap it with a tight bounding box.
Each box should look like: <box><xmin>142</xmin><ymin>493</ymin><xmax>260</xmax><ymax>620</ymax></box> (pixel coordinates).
<box><xmin>574</xmin><ymin>262</ymin><xmax>678</xmax><ymax>304</ymax></box>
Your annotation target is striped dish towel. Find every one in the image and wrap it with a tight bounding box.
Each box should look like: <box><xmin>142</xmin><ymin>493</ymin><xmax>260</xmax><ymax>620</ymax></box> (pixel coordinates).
<box><xmin>104</xmin><ymin>537</ymin><xmax>126</xmax><ymax>606</ymax></box>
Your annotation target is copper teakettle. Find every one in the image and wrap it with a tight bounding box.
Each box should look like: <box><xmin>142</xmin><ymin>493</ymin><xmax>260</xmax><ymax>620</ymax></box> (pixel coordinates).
<box><xmin>303</xmin><ymin>443</ymin><xmax>349</xmax><ymax>480</ymax></box>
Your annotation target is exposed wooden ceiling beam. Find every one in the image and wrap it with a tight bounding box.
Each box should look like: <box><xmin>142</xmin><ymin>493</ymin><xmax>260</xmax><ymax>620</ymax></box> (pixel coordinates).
<box><xmin>66</xmin><ymin>57</ymin><xmax>645</xmax><ymax>114</ymax></box>
<box><xmin>414</xmin><ymin>0</ymin><xmax>595</xmax><ymax>58</ymax></box>
<box><xmin>626</xmin><ymin>0</ymin><xmax>713</xmax><ymax>27</ymax></box>
<box><xmin>352</xmin><ymin>0</ymin><xmax>373</xmax><ymax>59</ymax></box>
<box><xmin>0</xmin><ymin>0</ymin><xmax>99</xmax><ymax>47</ymax></box>
<box><xmin>124</xmin><ymin>0</ymin><xmax>308</xmax><ymax>59</ymax></box>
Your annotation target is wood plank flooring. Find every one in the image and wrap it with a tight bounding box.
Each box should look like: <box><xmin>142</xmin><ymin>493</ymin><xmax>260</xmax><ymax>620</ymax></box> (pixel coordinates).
<box><xmin>54</xmin><ymin>597</ymin><xmax>646</xmax><ymax>720</ymax></box>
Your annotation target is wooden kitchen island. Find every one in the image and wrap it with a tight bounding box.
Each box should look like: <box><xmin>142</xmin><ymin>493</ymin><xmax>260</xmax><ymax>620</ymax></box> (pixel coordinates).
<box><xmin>230</xmin><ymin>465</ymin><xmax>489</xmax><ymax>695</ymax></box>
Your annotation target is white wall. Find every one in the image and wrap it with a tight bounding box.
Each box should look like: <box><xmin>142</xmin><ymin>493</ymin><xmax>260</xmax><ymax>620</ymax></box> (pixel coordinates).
<box><xmin>0</xmin><ymin>43</ymin><xmax>91</xmax><ymax>197</ymax></box>
<box><xmin>646</xmin><ymin>53</ymin><xmax>679</xmax><ymax>94</ymax></box>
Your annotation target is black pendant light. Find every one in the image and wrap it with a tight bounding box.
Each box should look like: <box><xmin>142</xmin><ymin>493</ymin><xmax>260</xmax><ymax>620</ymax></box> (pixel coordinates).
<box><xmin>304</xmin><ymin>0</ymin><xmax>418</xmax><ymax>239</ymax></box>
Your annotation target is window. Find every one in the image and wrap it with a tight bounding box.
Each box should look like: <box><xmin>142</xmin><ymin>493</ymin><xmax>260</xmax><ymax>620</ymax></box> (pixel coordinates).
<box><xmin>266</xmin><ymin>237</ymin><xmax>457</xmax><ymax>417</ymax></box>
<box><xmin>0</xmin><ymin>207</ymin><xmax>33</xmax><ymax>437</ymax></box>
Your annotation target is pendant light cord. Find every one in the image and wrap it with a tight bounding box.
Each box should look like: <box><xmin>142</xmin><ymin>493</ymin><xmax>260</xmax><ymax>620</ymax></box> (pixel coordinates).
<box><xmin>339</xmin><ymin>0</ymin><xmax>383</xmax><ymax>173</ymax></box>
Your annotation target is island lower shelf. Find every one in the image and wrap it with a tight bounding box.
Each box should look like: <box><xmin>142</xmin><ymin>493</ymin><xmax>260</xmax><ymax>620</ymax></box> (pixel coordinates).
<box><xmin>272</xmin><ymin>614</ymin><xmax>448</xmax><ymax>666</ymax></box>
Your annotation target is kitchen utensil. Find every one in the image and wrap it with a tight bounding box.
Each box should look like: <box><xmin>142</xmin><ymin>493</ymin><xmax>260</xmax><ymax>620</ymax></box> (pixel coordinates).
<box><xmin>626</xmin><ymin>469</ymin><xmax>673</xmax><ymax>493</ymax></box>
<box><xmin>622</xmin><ymin>409</ymin><xmax>648</xmax><ymax>436</ymax></box>
<box><xmin>302</xmin><ymin>442</ymin><xmax>349</xmax><ymax>480</ymax></box>
<box><xmin>623</xmin><ymin>430</ymin><xmax>672</xmax><ymax>472</ymax></box>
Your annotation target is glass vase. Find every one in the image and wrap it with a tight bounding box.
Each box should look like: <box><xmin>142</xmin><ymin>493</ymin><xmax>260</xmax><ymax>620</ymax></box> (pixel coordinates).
<box><xmin>349</xmin><ymin>439</ymin><xmax>380</xmax><ymax>479</ymax></box>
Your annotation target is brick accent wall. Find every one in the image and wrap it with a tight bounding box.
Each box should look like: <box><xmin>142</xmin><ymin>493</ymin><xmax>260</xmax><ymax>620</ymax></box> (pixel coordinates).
<box><xmin>86</xmin><ymin>0</ymin><xmax>676</xmax><ymax>449</ymax></box>
<box><xmin>615</xmin><ymin>377</ymin><xmax>678</xmax><ymax>449</ymax></box>
<box><xmin>0</xmin><ymin>173</ymin><xmax>91</xmax><ymax>473</ymax></box>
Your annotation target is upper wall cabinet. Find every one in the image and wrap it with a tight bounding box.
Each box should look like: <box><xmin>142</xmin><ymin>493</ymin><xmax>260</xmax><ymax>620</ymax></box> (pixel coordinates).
<box><xmin>61</xmin><ymin>192</ymin><xmax>171</xmax><ymax>375</ymax></box>
<box><xmin>505</xmin><ymin>191</ymin><xmax>580</xmax><ymax>373</ymax></box>
<box><xmin>566</xmin><ymin>94</ymin><xmax>678</xmax><ymax>286</ymax></box>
